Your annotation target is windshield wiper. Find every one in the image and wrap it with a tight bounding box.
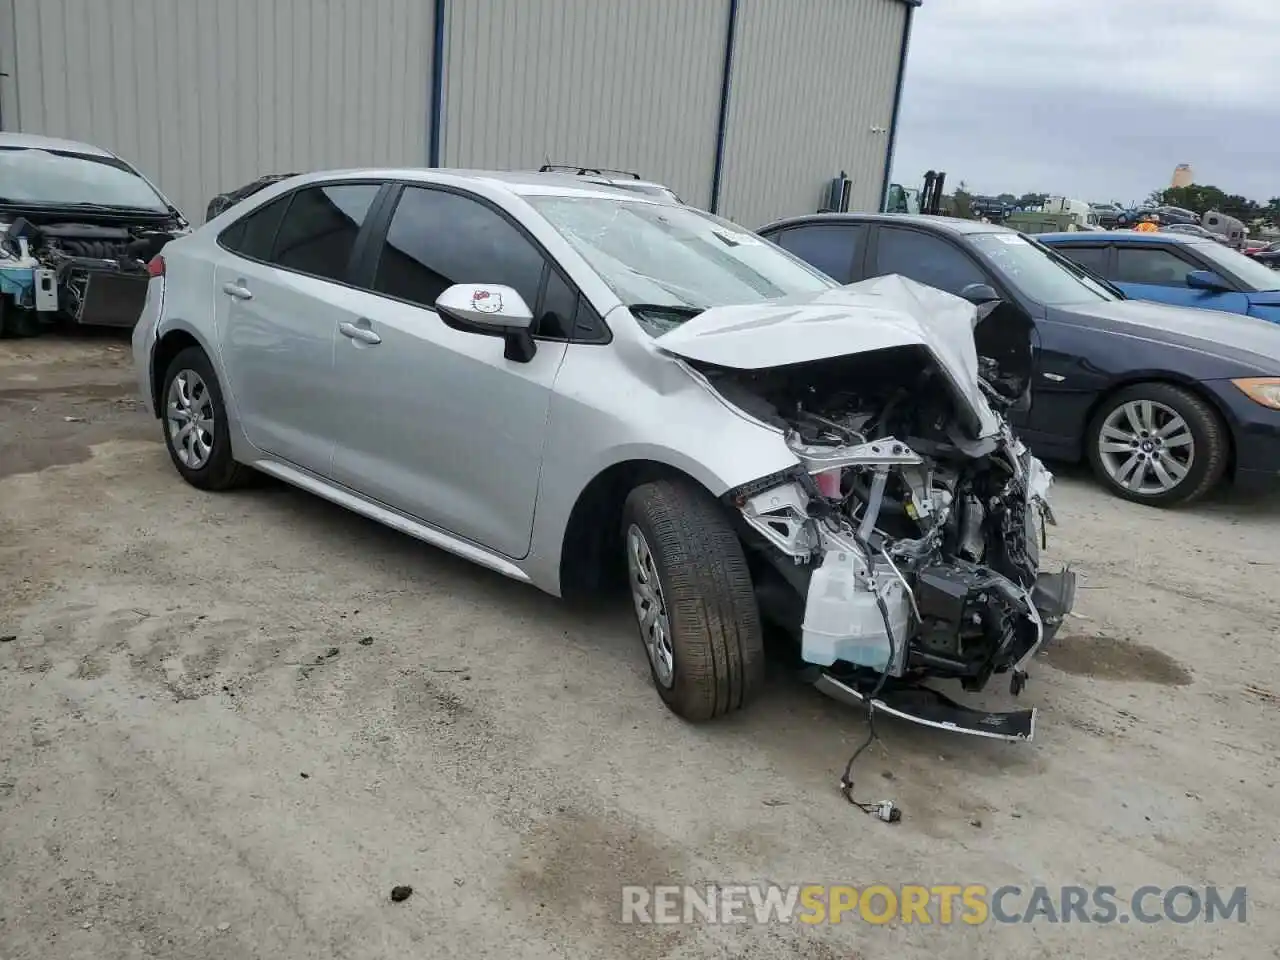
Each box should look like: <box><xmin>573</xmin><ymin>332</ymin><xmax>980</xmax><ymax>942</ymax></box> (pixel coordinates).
<box><xmin>0</xmin><ymin>199</ymin><xmax>169</xmax><ymax>215</ymax></box>
<box><xmin>627</xmin><ymin>303</ymin><xmax>705</xmax><ymax>318</ymax></box>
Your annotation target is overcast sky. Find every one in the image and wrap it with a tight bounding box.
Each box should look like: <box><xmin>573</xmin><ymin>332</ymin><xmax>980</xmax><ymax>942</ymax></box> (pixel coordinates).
<box><xmin>890</xmin><ymin>0</ymin><xmax>1279</xmax><ymax>206</ymax></box>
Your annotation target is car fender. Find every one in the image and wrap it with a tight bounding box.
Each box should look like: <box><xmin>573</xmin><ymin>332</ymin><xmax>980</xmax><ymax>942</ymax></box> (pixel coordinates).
<box><xmin>1248</xmin><ymin>303</ymin><xmax>1280</xmax><ymax>326</ymax></box>
<box><xmin>522</xmin><ymin>340</ymin><xmax>798</xmax><ymax>595</ymax></box>
<box><xmin>148</xmin><ymin>314</ymin><xmax>259</xmax><ymax>463</ymax></box>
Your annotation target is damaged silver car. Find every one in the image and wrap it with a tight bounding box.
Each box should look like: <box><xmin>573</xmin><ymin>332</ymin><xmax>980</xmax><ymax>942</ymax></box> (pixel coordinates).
<box><xmin>0</xmin><ymin>133</ymin><xmax>188</xmax><ymax>338</ymax></box>
<box><xmin>132</xmin><ymin>170</ymin><xmax>1073</xmax><ymax>739</ymax></box>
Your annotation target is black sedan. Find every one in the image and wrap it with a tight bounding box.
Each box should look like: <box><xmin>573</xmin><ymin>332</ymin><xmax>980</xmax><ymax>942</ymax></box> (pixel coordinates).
<box><xmin>758</xmin><ymin>213</ymin><xmax>1280</xmax><ymax>507</ymax></box>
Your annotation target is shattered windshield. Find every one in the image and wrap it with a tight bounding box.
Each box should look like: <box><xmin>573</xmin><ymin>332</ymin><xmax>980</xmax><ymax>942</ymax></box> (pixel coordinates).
<box><xmin>0</xmin><ymin>147</ymin><xmax>171</xmax><ymax>212</ymax></box>
<box><xmin>524</xmin><ymin>195</ymin><xmax>834</xmax><ymax>329</ymax></box>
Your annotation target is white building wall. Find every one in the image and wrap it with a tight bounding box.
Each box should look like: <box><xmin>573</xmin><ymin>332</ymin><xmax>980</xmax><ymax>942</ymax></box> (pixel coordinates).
<box><xmin>0</xmin><ymin>0</ymin><xmax>434</xmax><ymax>221</ymax></box>
<box><xmin>718</xmin><ymin>0</ymin><xmax>908</xmax><ymax>227</ymax></box>
<box><xmin>0</xmin><ymin>0</ymin><xmax>913</xmax><ymax>226</ymax></box>
<box><xmin>439</xmin><ymin>0</ymin><xmax>728</xmax><ymax>211</ymax></box>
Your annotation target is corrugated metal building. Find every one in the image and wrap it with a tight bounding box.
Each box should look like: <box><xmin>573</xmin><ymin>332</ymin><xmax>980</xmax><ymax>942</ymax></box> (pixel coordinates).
<box><xmin>0</xmin><ymin>0</ymin><xmax>919</xmax><ymax>226</ymax></box>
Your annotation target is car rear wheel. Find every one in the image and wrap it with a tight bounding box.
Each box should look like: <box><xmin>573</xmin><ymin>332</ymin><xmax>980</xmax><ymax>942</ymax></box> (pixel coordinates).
<box><xmin>621</xmin><ymin>479</ymin><xmax>765</xmax><ymax>721</ymax></box>
<box><xmin>1086</xmin><ymin>382</ymin><xmax>1226</xmax><ymax>506</ymax></box>
<box><xmin>161</xmin><ymin>346</ymin><xmax>249</xmax><ymax>491</ymax></box>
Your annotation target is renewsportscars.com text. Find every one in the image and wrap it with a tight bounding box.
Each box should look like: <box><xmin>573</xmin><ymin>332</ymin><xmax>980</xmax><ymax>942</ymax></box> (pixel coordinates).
<box><xmin>620</xmin><ymin>884</ymin><xmax>1248</xmax><ymax>926</ymax></box>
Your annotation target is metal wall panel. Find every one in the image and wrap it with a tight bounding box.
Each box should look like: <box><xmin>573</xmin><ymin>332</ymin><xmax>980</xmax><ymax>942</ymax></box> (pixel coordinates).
<box><xmin>440</xmin><ymin>0</ymin><xmax>728</xmax><ymax>210</ymax></box>
<box><xmin>719</xmin><ymin>0</ymin><xmax>907</xmax><ymax>227</ymax></box>
<box><xmin>0</xmin><ymin>0</ymin><xmax>434</xmax><ymax>221</ymax></box>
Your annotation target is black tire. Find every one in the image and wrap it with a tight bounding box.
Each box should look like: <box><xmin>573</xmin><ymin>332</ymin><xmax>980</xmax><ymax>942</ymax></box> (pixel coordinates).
<box><xmin>0</xmin><ymin>299</ymin><xmax>41</xmax><ymax>339</ymax></box>
<box><xmin>1086</xmin><ymin>382</ymin><xmax>1227</xmax><ymax>507</ymax></box>
<box><xmin>620</xmin><ymin>479</ymin><xmax>765</xmax><ymax>721</ymax></box>
<box><xmin>160</xmin><ymin>346</ymin><xmax>250</xmax><ymax>491</ymax></box>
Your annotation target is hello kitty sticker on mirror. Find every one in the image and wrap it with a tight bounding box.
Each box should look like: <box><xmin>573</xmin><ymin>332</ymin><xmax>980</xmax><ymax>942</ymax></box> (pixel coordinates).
<box><xmin>471</xmin><ymin>289</ymin><xmax>503</xmax><ymax>314</ymax></box>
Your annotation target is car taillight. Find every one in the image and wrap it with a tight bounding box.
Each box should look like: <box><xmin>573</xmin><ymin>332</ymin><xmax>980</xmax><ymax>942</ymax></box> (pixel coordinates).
<box><xmin>146</xmin><ymin>255</ymin><xmax>166</xmax><ymax>278</ymax></box>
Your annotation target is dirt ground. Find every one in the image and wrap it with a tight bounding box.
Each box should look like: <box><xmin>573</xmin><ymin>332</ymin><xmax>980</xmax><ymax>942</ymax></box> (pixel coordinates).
<box><xmin>1</xmin><ymin>335</ymin><xmax>1277</xmax><ymax>960</ymax></box>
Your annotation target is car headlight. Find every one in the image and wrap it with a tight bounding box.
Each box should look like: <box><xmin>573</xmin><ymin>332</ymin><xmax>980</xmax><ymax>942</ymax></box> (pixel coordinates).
<box><xmin>1231</xmin><ymin>377</ymin><xmax>1280</xmax><ymax>410</ymax></box>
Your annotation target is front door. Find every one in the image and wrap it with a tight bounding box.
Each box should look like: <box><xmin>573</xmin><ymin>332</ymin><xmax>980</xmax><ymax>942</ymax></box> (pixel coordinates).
<box><xmin>214</xmin><ymin>181</ymin><xmax>384</xmax><ymax>474</ymax></box>
<box><xmin>328</xmin><ymin>185</ymin><xmax>576</xmax><ymax>559</ymax></box>
<box><xmin>1112</xmin><ymin>245</ymin><xmax>1250</xmax><ymax>314</ymax></box>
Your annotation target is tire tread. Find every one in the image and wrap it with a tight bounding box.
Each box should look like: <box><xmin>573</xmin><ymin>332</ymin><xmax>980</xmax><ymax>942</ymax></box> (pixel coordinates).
<box><xmin>622</xmin><ymin>479</ymin><xmax>764</xmax><ymax>721</ymax></box>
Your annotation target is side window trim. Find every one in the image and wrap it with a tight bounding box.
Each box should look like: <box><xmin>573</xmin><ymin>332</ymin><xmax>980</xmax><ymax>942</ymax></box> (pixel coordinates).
<box><xmin>214</xmin><ymin>179</ymin><xmax>395</xmax><ymax>290</ymax></box>
<box><xmin>363</xmin><ymin>181</ymin><xmax>611</xmax><ymax>345</ymax></box>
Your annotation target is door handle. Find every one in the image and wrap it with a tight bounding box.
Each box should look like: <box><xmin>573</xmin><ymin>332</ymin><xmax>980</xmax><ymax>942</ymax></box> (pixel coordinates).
<box><xmin>339</xmin><ymin>320</ymin><xmax>382</xmax><ymax>345</ymax></box>
<box><xmin>222</xmin><ymin>281</ymin><xmax>253</xmax><ymax>301</ymax></box>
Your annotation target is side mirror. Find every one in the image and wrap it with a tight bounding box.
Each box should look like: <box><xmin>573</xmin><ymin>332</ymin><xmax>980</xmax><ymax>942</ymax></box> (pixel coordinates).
<box><xmin>959</xmin><ymin>282</ymin><xmax>1000</xmax><ymax>304</ymax></box>
<box><xmin>1185</xmin><ymin>270</ymin><xmax>1231</xmax><ymax>293</ymax></box>
<box><xmin>434</xmin><ymin>283</ymin><xmax>537</xmax><ymax>362</ymax></box>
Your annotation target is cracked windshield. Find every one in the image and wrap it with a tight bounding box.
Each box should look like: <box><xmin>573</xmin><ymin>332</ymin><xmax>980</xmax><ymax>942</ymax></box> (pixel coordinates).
<box><xmin>526</xmin><ymin>194</ymin><xmax>832</xmax><ymax>332</ymax></box>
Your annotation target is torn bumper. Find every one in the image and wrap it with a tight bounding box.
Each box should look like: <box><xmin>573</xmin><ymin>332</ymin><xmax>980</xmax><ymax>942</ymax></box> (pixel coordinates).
<box><xmin>734</xmin><ymin>436</ymin><xmax>1076</xmax><ymax>695</ymax></box>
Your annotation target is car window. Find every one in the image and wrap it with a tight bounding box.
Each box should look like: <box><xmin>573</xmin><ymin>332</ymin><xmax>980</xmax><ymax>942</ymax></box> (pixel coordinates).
<box><xmin>220</xmin><ymin>194</ymin><xmax>290</xmax><ymax>260</ymax></box>
<box><xmin>269</xmin><ymin>183</ymin><xmax>381</xmax><ymax>281</ymax></box>
<box><xmin>1114</xmin><ymin>247</ymin><xmax>1196</xmax><ymax>287</ymax></box>
<box><xmin>372</xmin><ymin>186</ymin><xmax>547</xmax><ymax>319</ymax></box>
<box><xmin>1055</xmin><ymin>245</ymin><xmax>1109</xmax><ymax>277</ymax></box>
<box><xmin>0</xmin><ymin>145</ymin><xmax>171</xmax><ymax>211</ymax></box>
<box><xmin>873</xmin><ymin>227</ymin><xmax>986</xmax><ymax>295</ymax></box>
<box><xmin>772</xmin><ymin>224</ymin><xmax>863</xmax><ymax>283</ymax></box>
<box><xmin>536</xmin><ymin>267</ymin><xmax>579</xmax><ymax>340</ymax></box>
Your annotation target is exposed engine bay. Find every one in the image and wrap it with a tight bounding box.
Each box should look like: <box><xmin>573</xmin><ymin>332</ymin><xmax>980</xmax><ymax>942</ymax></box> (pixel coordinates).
<box><xmin>694</xmin><ymin>329</ymin><xmax>1076</xmax><ymax>740</ymax></box>
<box><xmin>0</xmin><ymin>216</ymin><xmax>181</xmax><ymax>336</ymax></box>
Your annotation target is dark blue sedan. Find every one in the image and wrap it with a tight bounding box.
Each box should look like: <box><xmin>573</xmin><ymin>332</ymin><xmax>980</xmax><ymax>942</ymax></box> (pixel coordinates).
<box><xmin>757</xmin><ymin>213</ymin><xmax>1280</xmax><ymax>506</ymax></box>
<box><xmin>1038</xmin><ymin>230</ymin><xmax>1280</xmax><ymax>324</ymax></box>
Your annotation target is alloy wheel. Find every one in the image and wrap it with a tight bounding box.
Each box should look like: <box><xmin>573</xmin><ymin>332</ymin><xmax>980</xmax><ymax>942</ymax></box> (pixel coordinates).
<box><xmin>1097</xmin><ymin>399</ymin><xmax>1194</xmax><ymax>496</ymax></box>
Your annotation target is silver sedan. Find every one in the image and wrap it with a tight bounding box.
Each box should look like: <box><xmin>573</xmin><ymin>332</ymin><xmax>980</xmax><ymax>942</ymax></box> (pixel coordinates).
<box><xmin>133</xmin><ymin>169</ymin><xmax>1070</xmax><ymax>736</ymax></box>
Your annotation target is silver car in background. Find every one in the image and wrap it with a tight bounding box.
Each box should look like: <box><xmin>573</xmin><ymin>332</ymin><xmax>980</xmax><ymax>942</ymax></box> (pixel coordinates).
<box><xmin>132</xmin><ymin>169</ymin><xmax>1073</xmax><ymax>737</ymax></box>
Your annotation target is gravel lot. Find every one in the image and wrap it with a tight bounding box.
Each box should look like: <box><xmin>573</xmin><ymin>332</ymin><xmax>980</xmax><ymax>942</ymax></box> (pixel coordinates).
<box><xmin>2</xmin><ymin>335</ymin><xmax>1277</xmax><ymax>959</ymax></box>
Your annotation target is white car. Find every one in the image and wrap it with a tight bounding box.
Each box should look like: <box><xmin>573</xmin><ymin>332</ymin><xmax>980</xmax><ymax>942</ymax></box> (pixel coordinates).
<box><xmin>132</xmin><ymin>168</ymin><xmax>1073</xmax><ymax>737</ymax></box>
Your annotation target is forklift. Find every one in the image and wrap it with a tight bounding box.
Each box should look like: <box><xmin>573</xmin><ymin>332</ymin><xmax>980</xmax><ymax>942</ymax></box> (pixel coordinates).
<box><xmin>882</xmin><ymin>170</ymin><xmax>946</xmax><ymax>216</ymax></box>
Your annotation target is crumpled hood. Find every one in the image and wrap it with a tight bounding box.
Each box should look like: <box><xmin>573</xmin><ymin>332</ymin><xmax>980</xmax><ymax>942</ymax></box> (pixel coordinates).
<box><xmin>654</xmin><ymin>274</ymin><xmax>1002</xmax><ymax>438</ymax></box>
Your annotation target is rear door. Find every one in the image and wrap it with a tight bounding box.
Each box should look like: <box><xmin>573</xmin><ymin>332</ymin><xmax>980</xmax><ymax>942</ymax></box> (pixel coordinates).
<box><xmin>214</xmin><ymin>181</ymin><xmax>385</xmax><ymax>474</ymax></box>
<box><xmin>326</xmin><ymin>184</ymin><xmax>573</xmax><ymax>559</ymax></box>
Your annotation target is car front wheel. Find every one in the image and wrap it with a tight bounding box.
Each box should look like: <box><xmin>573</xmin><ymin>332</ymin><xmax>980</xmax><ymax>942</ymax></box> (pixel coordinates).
<box><xmin>1086</xmin><ymin>382</ymin><xmax>1227</xmax><ymax>506</ymax></box>
<box><xmin>161</xmin><ymin>346</ymin><xmax>249</xmax><ymax>491</ymax></box>
<box><xmin>621</xmin><ymin>479</ymin><xmax>765</xmax><ymax>721</ymax></box>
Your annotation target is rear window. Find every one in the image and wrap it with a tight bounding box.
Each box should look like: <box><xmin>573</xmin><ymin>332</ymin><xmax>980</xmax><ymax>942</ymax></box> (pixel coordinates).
<box><xmin>271</xmin><ymin>184</ymin><xmax>381</xmax><ymax>281</ymax></box>
<box><xmin>219</xmin><ymin>195</ymin><xmax>289</xmax><ymax>260</ymax></box>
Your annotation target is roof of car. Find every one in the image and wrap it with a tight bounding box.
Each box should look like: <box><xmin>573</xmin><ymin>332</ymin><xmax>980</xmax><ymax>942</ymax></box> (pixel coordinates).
<box><xmin>1037</xmin><ymin>230</ymin><xmax>1211</xmax><ymax>246</ymax></box>
<box><xmin>0</xmin><ymin>131</ymin><xmax>116</xmax><ymax>157</ymax></box>
<box><xmin>758</xmin><ymin>212</ymin><xmax>1014</xmax><ymax>235</ymax></box>
<box><xmin>269</xmin><ymin>167</ymin><xmax>668</xmax><ymax>203</ymax></box>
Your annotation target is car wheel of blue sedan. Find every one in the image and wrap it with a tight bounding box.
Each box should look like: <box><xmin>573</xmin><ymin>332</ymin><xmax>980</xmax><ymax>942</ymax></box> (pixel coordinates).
<box><xmin>1086</xmin><ymin>382</ymin><xmax>1228</xmax><ymax>507</ymax></box>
